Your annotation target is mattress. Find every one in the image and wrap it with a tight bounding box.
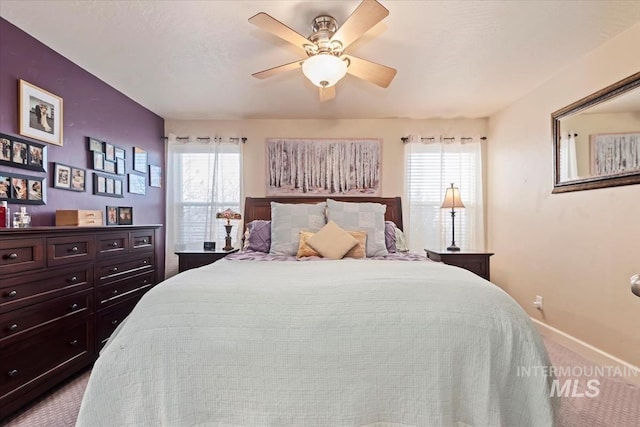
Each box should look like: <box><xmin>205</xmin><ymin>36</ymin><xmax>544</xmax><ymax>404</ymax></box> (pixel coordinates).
<box><xmin>77</xmin><ymin>258</ymin><xmax>556</xmax><ymax>426</ymax></box>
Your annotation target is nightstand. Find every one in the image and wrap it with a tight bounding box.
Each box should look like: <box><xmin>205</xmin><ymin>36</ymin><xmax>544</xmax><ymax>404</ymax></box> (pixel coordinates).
<box><xmin>175</xmin><ymin>247</ymin><xmax>239</xmax><ymax>273</ymax></box>
<box><xmin>425</xmin><ymin>249</ymin><xmax>494</xmax><ymax>281</ymax></box>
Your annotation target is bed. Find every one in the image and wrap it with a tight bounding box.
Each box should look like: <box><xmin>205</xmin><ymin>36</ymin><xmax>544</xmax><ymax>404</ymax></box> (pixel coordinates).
<box><xmin>77</xmin><ymin>197</ymin><xmax>556</xmax><ymax>426</ymax></box>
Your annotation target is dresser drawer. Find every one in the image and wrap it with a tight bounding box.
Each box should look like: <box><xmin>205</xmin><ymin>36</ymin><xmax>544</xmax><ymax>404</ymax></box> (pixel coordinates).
<box><xmin>0</xmin><ymin>316</ymin><xmax>93</xmax><ymax>400</ymax></box>
<box><xmin>0</xmin><ymin>238</ymin><xmax>45</xmax><ymax>275</ymax></box>
<box><xmin>0</xmin><ymin>265</ymin><xmax>92</xmax><ymax>315</ymax></box>
<box><xmin>47</xmin><ymin>235</ymin><xmax>95</xmax><ymax>267</ymax></box>
<box><xmin>130</xmin><ymin>229</ymin><xmax>155</xmax><ymax>252</ymax></box>
<box><xmin>96</xmin><ymin>255</ymin><xmax>154</xmax><ymax>285</ymax></box>
<box><xmin>96</xmin><ymin>298</ymin><xmax>140</xmax><ymax>348</ymax></box>
<box><xmin>55</xmin><ymin>210</ymin><xmax>103</xmax><ymax>227</ymax></box>
<box><xmin>96</xmin><ymin>271</ymin><xmax>154</xmax><ymax>307</ymax></box>
<box><xmin>96</xmin><ymin>232</ymin><xmax>129</xmax><ymax>258</ymax></box>
<box><xmin>0</xmin><ymin>289</ymin><xmax>92</xmax><ymax>341</ymax></box>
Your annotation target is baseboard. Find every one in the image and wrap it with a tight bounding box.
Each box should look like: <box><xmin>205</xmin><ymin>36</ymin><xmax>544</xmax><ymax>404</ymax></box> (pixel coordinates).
<box><xmin>532</xmin><ymin>318</ymin><xmax>640</xmax><ymax>385</ymax></box>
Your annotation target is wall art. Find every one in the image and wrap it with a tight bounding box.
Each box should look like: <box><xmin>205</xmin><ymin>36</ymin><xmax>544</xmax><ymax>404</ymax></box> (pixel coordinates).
<box><xmin>0</xmin><ymin>132</ymin><xmax>47</xmax><ymax>172</ymax></box>
<box><xmin>128</xmin><ymin>173</ymin><xmax>146</xmax><ymax>195</ymax></box>
<box><xmin>0</xmin><ymin>171</ymin><xmax>46</xmax><ymax>205</ymax></box>
<box><xmin>53</xmin><ymin>163</ymin><xmax>85</xmax><ymax>192</ymax></box>
<box><xmin>19</xmin><ymin>79</ymin><xmax>63</xmax><ymax>146</ymax></box>
<box><xmin>93</xmin><ymin>172</ymin><xmax>124</xmax><ymax>198</ymax></box>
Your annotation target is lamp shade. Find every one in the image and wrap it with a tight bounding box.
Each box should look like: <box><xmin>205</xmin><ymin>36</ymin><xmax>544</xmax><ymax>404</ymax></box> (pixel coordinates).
<box><xmin>302</xmin><ymin>54</ymin><xmax>348</xmax><ymax>88</ymax></box>
<box><xmin>216</xmin><ymin>208</ymin><xmax>242</xmax><ymax>222</ymax></box>
<box><xmin>441</xmin><ymin>185</ymin><xmax>465</xmax><ymax>209</ymax></box>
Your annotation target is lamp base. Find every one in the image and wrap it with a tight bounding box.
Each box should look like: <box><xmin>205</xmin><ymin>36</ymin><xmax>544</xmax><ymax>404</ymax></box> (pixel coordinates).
<box><xmin>223</xmin><ymin>224</ymin><xmax>234</xmax><ymax>251</ymax></box>
<box><xmin>446</xmin><ymin>244</ymin><xmax>461</xmax><ymax>252</ymax></box>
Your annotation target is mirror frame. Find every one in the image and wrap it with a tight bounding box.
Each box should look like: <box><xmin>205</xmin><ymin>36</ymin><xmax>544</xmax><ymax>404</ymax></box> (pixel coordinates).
<box><xmin>551</xmin><ymin>71</ymin><xmax>640</xmax><ymax>193</ymax></box>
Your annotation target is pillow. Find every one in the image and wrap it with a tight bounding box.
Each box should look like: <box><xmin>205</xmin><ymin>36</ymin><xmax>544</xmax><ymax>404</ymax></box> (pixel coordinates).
<box><xmin>395</xmin><ymin>226</ymin><xmax>409</xmax><ymax>252</ymax></box>
<box><xmin>297</xmin><ymin>229</ymin><xmax>367</xmax><ymax>259</ymax></box>
<box><xmin>385</xmin><ymin>221</ymin><xmax>397</xmax><ymax>253</ymax></box>
<box><xmin>270</xmin><ymin>202</ymin><xmax>326</xmax><ymax>255</ymax></box>
<box><xmin>326</xmin><ymin>199</ymin><xmax>388</xmax><ymax>257</ymax></box>
<box><xmin>306</xmin><ymin>220</ymin><xmax>358</xmax><ymax>260</ymax></box>
<box><xmin>243</xmin><ymin>220</ymin><xmax>271</xmax><ymax>253</ymax></box>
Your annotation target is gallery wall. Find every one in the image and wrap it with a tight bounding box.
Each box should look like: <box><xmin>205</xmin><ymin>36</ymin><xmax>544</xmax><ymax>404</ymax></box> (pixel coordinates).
<box><xmin>0</xmin><ymin>18</ymin><xmax>166</xmax><ymax>276</ymax></box>
<box><xmin>487</xmin><ymin>23</ymin><xmax>640</xmax><ymax>366</ymax></box>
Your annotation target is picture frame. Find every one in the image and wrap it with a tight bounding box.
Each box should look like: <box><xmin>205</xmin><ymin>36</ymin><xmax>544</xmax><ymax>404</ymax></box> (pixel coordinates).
<box><xmin>104</xmin><ymin>160</ymin><xmax>116</xmax><ymax>174</ymax></box>
<box><xmin>149</xmin><ymin>165</ymin><xmax>161</xmax><ymax>187</ymax></box>
<box><xmin>92</xmin><ymin>172</ymin><xmax>124</xmax><ymax>198</ymax></box>
<box><xmin>88</xmin><ymin>137</ymin><xmax>104</xmax><ymax>152</ymax></box>
<box><xmin>0</xmin><ymin>172</ymin><xmax>46</xmax><ymax>205</ymax></box>
<box><xmin>590</xmin><ymin>132</ymin><xmax>640</xmax><ymax>176</ymax></box>
<box><xmin>0</xmin><ymin>132</ymin><xmax>47</xmax><ymax>172</ymax></box>
<box><xmin>117</xmin><ymin>206</ymin><xmax>133</xmax><ymax>225</ymax></box>
<box><xmin>92</xmin><ymin>151</ymin><xmax>105</xmax><ymax>171</ymax></box>
<box><xmin>133</xmin><ymin>147</ymin><xmax>147</xmax><ymax>173</ymax></box>
<box><xmin>116</xmin><ymin>157</ymin><xmax>126</xmax><ymax>175</ymax></box>
<box><xmin>114</xmin><ymin>147</ymin><xmax>126</xmax><ymax>159</ymax></box>
<box><xmin>53</xmin><ymin>163</ymin><xmax>86</xmax><ymax>192</ymax></box>
<box><xmin>19</xmin><ymin>79</ymin><xmax>63</xmax><ymax>146</ymax></box>
<box><xmin>114</xmin><ymin>179</ymin><xmax>123</xmax><ymax>196</ymax></box>
<box><xmin>128</xmin><ymin>173</ymin><xmax>146</xmax><ymax>195</ymax></box>
<box><xmin>106</xmin><ymin>206</ymin><xmax>119</xmax><ymax>226</ymax></box>
<box><xmin>104</xmin><ymin>142</ymin><xmax>115</xmax><ymax>161</ymax></box>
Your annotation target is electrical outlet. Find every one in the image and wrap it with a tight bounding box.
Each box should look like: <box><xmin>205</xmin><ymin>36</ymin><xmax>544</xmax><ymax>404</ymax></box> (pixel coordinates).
<box><xmin>533</xmin><ymin>295</ymin><xmax>543</xmax><ymax>310</ymax></box>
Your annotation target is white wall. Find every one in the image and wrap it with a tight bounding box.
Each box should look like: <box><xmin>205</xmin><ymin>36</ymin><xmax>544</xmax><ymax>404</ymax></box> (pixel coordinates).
<box><xmin>487</xmin><ymin>23</ymin><xmax>640</xmax><ymax>366</ymax></box>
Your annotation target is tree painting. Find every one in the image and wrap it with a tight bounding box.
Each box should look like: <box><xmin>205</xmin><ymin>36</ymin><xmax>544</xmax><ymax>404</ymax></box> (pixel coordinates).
<box><xmin>266</xmin><ymin>138</ymin><xmax>381</xmax><ymax>196</ymax></box>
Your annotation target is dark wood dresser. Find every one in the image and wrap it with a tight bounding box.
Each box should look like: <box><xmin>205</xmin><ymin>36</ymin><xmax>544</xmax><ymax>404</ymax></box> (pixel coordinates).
<box><xmin>0</xmin><ymin>225</ymin><xmax>161</xmax><ymax>419</ymax></box>
<box><xmin>425</xmin><ymin>249</ymin><xmax>494</xmax><ymax>281</ymax></box>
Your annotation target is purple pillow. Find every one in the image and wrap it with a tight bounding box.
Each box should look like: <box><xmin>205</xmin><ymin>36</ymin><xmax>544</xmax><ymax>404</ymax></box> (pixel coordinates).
<box><xmin>385</xmin><ymin>221</ymin><xmax>397</xmax><ymax>253</ymax></box>
<box><xmin>245</xmin><ymin>220</ymin><xmax>271</xmax><ymax>253</ymax></box>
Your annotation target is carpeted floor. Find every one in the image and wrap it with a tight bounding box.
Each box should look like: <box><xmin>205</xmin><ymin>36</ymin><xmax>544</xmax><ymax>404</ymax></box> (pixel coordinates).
<box><xmin>2</xmin><ymin>337</ymin><xmax>639</xmax><ymax>427</ymax></box>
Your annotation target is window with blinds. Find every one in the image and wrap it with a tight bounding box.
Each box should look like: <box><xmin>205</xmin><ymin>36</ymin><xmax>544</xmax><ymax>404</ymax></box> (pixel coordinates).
<box><xmin>405</xmin><ymin>141</ymin><xmax>484</xmax><ymax>253</ymax></box>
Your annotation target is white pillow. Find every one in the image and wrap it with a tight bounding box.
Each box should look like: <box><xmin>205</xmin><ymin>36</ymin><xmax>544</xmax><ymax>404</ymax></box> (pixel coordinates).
<box><xmin>269</xmin><ymin>201</ymin><xmax>326</xmax><ymax>255</ymax></box>
<box><xmin>326</xmin><ymin>199</ymin><xmax>388</xmax><ymax>257</ymax></box>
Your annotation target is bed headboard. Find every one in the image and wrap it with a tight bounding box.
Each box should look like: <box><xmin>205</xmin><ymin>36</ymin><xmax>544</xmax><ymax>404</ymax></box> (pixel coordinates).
<box><xmin>243</xmin><ymin>197</ymin><xmax>403</xmax><ymax>230</ymax></box>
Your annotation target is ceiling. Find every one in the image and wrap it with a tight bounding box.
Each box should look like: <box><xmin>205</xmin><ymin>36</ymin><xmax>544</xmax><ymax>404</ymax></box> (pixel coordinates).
<box><xmin>1</xmin><ymin>1</ymin><xmax>639</xmax><ymax>120</ymax></box>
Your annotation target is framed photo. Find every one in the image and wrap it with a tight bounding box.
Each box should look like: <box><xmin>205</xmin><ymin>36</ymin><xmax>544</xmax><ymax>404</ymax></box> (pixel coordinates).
<box><xmin>104</xmin><ymin>142</ymin><xmax>115</xmax><ymax>161</ymax></box>
<box><xmin>93</xmin><ymin>172</ymin><xmax>124</xmax><ymax>198</ymax></box>
<box><xmin>0</xmin><ymin>132</ymin><xmax>47</xmax><ymax>172</ymax></box>
<box><xmin>19</xmin><ymin>79</ymin><xmax>63</xmax><ymax>146</ymax></box>
<box><xmin>106</xmin><ymin>206</ymin><xmax>119</xmax><ymax>226</ymax></box>
<box><xmin>53</xmin><ymin>163</ymin><xmax>72</xmax><ymax>189</ymax></box>
<box><xmin>93</xmin><ymin>151</ymin><xmax>105</xmax><ymax>171</ymax></box>
<box><xmin>149</xmin><ymin>165</ymin><xmax>161</xmax><ymax>187</ymax></box>
<box><xmin>133</xmin><ymin>147</ymin><xmax>147</xmax><ymax>172</ymax></box>
<box><xmin>104</xmin><ymin>160</ymin><xmax>116</xmax><ymax>174</ymax></box>
<box><xmin>114</xmin><ymin>147</ymin><xmax>126</xmax><ymax>159</ymax></box>
<box><xmin>117</xmin><ymin>206</ymin><xmax>133</xmax><ymax>225</ymax></box>
<box><xmin>70</xmin><ymin>167</ymin><xmax>86</xmax><ymax>192</ymax></box>
<box><xmin>88</xmin><ymin>137</ymin><xmax>104</xmax><ymax>152</ymax></box>
<box><xmin>116</xmin><ymin>157</ymin><xmax>126</xmax><ymax>175</ymax></box>
<box><xmin>114</xmin><ymin>179</ymin><xmax>123</xmax><ymax>196</ymax></box>
<box><xmin>0</xmin><ymin>172</ymin><xmax>46</xmax><ymax>205</ymax></box>
<box><xmin>128</xmin><ymin>173</ymin><xmax>146</xmax><ymax>195</ymax></box>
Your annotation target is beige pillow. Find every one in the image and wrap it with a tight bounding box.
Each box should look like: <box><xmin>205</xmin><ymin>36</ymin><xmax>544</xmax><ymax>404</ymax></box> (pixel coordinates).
<box><xmin>296</xmin><ymin>230</ymin><xmax>320</xmax><ymax>258</ymax></box>
<box><xmin>344</xmin><ymin>230</ymin><xmax>367</xmax><ymax>259</ymax></box>
<box><xmin>306</xmin><ymin>220</ymin><xmax>358</xmax><ymax>260</ymax></box>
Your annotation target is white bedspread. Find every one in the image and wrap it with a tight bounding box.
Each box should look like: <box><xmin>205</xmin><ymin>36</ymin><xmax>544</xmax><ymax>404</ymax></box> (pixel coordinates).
<box><xmin>77</xmin><ymin>259</ymin><xmax>556</xmax><ymax>426</ymax></box>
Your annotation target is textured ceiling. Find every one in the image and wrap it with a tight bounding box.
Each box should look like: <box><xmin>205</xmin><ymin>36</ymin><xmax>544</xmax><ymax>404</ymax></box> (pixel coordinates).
<box><xmin>1</xmin><ymin>1</ymin><xmax>639</xmax><ymax>120</ymax></box>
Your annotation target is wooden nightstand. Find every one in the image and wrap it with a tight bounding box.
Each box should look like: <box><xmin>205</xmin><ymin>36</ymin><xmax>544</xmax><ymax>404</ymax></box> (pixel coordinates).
<box><xmin>425</xmin><ymin>249</ymin><xmax>494</xmax><ymax>281</ymax></box>
<box><xmin>175</xmin><ymin>248</ymin><xmax>239</xmax><ymax>273</ymax></box>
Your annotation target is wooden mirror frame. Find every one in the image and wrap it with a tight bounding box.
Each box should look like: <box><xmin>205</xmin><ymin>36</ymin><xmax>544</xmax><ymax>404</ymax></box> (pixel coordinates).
<box><xmin>551</xmin><ymin>71</ymin><xmax>640</xmax><ymax>193</ymax></box>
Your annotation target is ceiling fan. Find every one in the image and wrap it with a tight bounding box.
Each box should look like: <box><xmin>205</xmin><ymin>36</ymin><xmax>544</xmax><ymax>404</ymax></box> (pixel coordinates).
<box><xmin>249</xmin><ymin>0</ymin><xmax>397</xmax><ymax>102</ymax></box>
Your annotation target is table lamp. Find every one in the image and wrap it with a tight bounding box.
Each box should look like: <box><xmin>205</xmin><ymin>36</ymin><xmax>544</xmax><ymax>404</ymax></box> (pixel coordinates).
<box><xmin>441</xmin><ymin>183</ymin><xmax>465</xmax><ymax>251</ymax></box>
<box><xmin>216</xmin><ymin>208</ymin><xmax>242</xmax><ymax>251</ymax></box>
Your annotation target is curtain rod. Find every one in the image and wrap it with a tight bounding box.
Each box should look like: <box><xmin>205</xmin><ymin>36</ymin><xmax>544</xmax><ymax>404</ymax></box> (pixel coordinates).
<box><xmin>401</xmin><ymin>136</ymin><xmax>487</xmax><ymax>143</ymax></box>
<box><xmin>162</xmin><ymin>136</ymin><xmax>247</xmax><ymax>143</ymax></box>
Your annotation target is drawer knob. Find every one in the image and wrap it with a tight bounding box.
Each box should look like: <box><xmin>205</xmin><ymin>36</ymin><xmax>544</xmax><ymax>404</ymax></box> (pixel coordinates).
<box><xmin>8</xmin><ymin>324</ymin><xmax>18</xmax><ymax>332</ymax></box>
<box><xmin>111</xmin><ymin>320</ymin><xmax>119</xmax><ymax>326</ymax></box>
<box><xmin>69</xmin><ymin>339</ymin><xmax>79</xmax><ymax>346</ymax></box>
<box><xmin>69</xmin><ymin>303</ymin><xmax>79</xmax><ymax>311</ymax></box>
<box><xmin>69</xmin><ymin>276</ymin><xmax>78</xmax><ymax>282</ymax></box>
<box><xmin>112</xmin><ymin>289</ymin><xmax>119</xmax><ymax>295</ymax></box>
<box><xmin>110</xmin><ymin>267</ymin><xmax>118</xmax><ymax>273</ymax></box>
<box><xmin>8</xmin><ymin>369</ymin><xmax>18</xmax><ymax>377</ymax></box>
<box><xmin>6</xmin><ymin>290</ymin><xmax>17</xmax><ymax>298</ymax></box>
<box><xmin>142</xmin><ymin>260</ymin><xmax>148</xmax><ymax>265</ymax></box>
<box><xmin>7</xmin><ymin>253</ymin><xmax>18</xmax><ymax>260</ymax></box>
<box><xmin>142</xmin><ymin>279</ymin><xmax>148</xmax><ymax>284</ymax></box>
<box><xmin>110</xmin><ymin>242</ymin><xmax>119</xmax><ymax>247</ymax></box>
<box><xmin>142</xmin><ymin>239</ymin><xmax>148</xmax><ymax>244</ymax></box>
<box><xmin>70</xmin><ymin>246</ymin><xmax>79</xmax><ymax>253</ymax></box>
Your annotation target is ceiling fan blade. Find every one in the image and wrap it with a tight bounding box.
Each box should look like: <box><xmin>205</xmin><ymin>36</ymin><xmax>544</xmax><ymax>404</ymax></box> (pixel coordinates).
<box><xmin>331</xmin><ymin>0</ymin><xmax>389</xmax><ymax>50</ymax></box>
<box><xmin>319</xmin><ymin>85</ymin><xmax>336</xmax><ymax>102</ymax></box>
<box><xmin>252</xmin><ymin>59</ymin><xmax>305</xmax><ymax>79</ymax></box>
<box><xmin>249</xmin><ymin>12</ymin><xmax>310</xmax><ymax>50</ymax></box>
<box><xmin>344</xmin><ymin>55</ymin><xmax>396</xmax><ymax>88</ymax></box>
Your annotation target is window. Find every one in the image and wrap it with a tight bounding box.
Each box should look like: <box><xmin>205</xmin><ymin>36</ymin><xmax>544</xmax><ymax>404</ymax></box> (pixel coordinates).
<box><xmin>404</xmin><ymin>139</ymin><xmax>484</xmax><ymax>253</ymax></box>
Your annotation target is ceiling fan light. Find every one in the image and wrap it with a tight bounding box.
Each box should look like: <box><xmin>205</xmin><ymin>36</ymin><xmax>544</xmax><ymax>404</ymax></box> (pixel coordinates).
<box><xmin>302</xmin><ymin>54</ymin><xmax>347</xmax><ymax>88</ymax></box>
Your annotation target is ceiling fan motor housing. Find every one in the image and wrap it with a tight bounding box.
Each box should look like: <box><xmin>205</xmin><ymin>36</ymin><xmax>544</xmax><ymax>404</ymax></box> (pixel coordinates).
<box><xmin>307</xmin><ymin>15</ymin><xmax>343</xmax><ymax>56</ymax></box>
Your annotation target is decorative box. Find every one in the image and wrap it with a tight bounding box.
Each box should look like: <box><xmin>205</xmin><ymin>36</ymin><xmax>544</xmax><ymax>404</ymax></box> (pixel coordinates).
<box><xmin>55</xmin><ymin>210</ymin><xmax>103</xmax><ymax>226</ymax></box>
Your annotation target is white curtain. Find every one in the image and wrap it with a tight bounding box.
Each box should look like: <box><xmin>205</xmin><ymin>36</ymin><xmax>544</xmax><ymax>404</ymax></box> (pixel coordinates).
<box><xmin>404</xmin><ymin>136</ymin><xmax>485</xmax><ymax>253</ymax></box>
<box><xmin>560</xmin><ymin>134</ymin><xmax>578</xmax><ymax>181</ymax></box>
<box><xmin>165</xmin><ymin>135</ymin><xmax>243</xmax><ymax>276</ymax></box>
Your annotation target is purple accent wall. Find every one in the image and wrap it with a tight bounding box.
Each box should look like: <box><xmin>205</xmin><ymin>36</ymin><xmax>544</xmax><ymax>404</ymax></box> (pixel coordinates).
<box><xmin>0</xmin><ymin>18</ymin><xmax>166</xmax><ymax>276</ymax></box>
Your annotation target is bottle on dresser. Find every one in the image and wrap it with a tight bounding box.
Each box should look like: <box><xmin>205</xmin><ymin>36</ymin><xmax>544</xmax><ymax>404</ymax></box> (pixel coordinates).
<box><xmin>0</xmin><ymin>201</ymin><xmax>9</xmax><ymax>228</ymax></box>
<box><xmin>13</xmin><ymin>206</ymin><xmax>31</xmax><ymax>228</ymax></box>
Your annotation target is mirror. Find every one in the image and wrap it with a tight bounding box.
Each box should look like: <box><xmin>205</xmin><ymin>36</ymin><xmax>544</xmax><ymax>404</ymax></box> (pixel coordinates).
<box><xmin>552</xmin><ymin>72</ymin><xmax>640</xmax><ymax>193</ymax></box>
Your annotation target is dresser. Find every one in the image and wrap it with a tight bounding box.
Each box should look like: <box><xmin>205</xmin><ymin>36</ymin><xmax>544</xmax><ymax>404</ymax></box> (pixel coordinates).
<box><xmin>425</xmin><ymin>249</ymin><xmax>494</xmax><ymax>281</ymax></box>
<box><xmin>0</xmin><ymin>225</ymin><xmax>161</xmax><ymax>419</ymax></box>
